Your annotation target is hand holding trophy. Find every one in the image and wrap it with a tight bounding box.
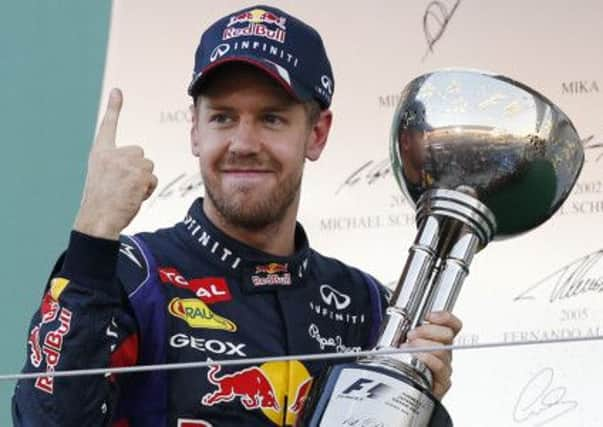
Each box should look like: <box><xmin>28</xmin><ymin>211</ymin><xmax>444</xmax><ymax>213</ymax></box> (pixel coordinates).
<box><xmin>297</xmin><ymin>69</ymin><xmax>584</xmax><ymax>426</ymax></box>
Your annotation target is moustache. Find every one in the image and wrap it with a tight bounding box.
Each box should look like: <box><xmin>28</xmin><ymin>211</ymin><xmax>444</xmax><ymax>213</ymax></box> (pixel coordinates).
<box><xmin>219</xmin><ymin>153</ymin><xmax>277</xmax><ymax>171</ymax></box>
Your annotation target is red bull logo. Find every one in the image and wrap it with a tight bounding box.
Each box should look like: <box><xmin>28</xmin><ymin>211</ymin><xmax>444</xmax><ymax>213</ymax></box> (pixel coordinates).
<box><xmin>40</xmin><ymin>277</ymin><xmax>70</xmax><ymax>324</ymax></box>
<box><xmin>255</xmin><ymin>263</ymin><xmax>289</xmax><ymax>274</ymax></box>
<box><xmin>201</xmin><ymin>361</ymin><xmax>312</xmax><ymax>425</ymax></box>
<box><xmin>40</xmin><ymin>293</ymin><xmax>59</xmax><ymax>324</ymax></box>
<box><xmin>28</xmin><ymin>326</ymin><xmax>42</xmax><ymax>367</ymax></box>
<box><xmin>49</xmin><ymin>277</ymin><xmax>69</xmax><ymax>300</ymax></box>
<box><xmin>227</xmin><ymin>8</ymin><xmax>287</xmax><ymax>30</ymax></box>
<box><xmin>288</xmin><ymin>377</ymin><xmax>313</xmax><ymax>414</ymax></box>
<box><xmin>202</xmin><ymin>365</ymin><xmax>280</xmax><ymax>411</ymax></box>
<box><xmin>252</xmin><ymin>263</ymin><xmax>292</xmax><ymax>287</ymax></box>
<box><xmin>29</xmin><ymin>284</ymin><xmax>70</xmax><ymax>372</ymax></box>
<box><xmin>34</xmin><ymin>307</ymin><xmax>73</xmax><ymax>394</ymax></box>
<box><xmin>224</xmin><ymin>8</ymin><xmax>287</xmax><ymax>43</ymax></box>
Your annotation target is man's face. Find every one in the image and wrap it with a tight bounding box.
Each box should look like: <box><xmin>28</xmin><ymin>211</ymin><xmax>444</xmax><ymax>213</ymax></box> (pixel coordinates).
<box><xmin>191</xmin><ymin>65</ymin><xmax>330</xmax><ymax>230</ymax></box>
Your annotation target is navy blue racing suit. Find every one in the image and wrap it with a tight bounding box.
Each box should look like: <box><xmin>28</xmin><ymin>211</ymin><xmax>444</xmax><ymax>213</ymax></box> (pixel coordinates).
<box><xmin>13</xmin><ymin>198</ymin><xmax>389</xmax><ymax>426</ymax></box>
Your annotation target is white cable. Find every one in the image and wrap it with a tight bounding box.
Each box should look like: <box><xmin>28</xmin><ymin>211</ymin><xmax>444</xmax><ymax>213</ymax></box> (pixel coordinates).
<box><xmin>2</xmin><ymin>334</ymin><xmax>603</xmax><ymax>382</ymax></box>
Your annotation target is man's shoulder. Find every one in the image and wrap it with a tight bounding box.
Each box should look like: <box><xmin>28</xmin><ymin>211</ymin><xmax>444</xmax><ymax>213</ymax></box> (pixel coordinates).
<box><xmin>309</xmin><ymin>249</ymin><xmax>392</xmax><ymax>338</ymax></box>
<box><xmin>115</xmin><ymin>225</ymin><xmax>179</xmax><ymax>295</ymax></box>
<box><xmin>309</xmin><ymin>249</ymin><xmax>387</xmax><ymax>294</ymax></box>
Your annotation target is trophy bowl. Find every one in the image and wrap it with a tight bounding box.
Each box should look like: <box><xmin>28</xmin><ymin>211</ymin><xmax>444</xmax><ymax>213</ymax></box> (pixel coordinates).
<box><xmin>390</xmin><ymin>69</ymin><xmax>584</xmax><ymax>236</ymax></box>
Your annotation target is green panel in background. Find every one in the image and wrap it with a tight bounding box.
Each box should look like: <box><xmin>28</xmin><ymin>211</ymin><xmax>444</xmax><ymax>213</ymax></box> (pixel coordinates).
<box><xmin>0</xmin><ymin>1</ymin><xmax>111</xmax><ymax>422</ymax></box>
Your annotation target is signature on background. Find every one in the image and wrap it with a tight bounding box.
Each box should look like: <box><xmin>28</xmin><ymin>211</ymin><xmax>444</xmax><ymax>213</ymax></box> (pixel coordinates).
<box><xmin>582</xmin><ymin>134</ymin><xmax>603</xmax><ymax>162</ymax></box>
<box><xmin>513</xmin><ymin>250</ymin><xmax>603</xmax><ymax>303</ymax></box>
<box><xmin>513</xmin><ymin>368</ymin><xmax>577</xmax><ymax>426</ymax></box>
<box><xmin>147</xmin><ymin>172</ymin><xmax>203</xmax><ymax>207</ymax></box>
<box><xmin>422</xmin><ymin>0</ymin><xmax>461</xmax><ymax>61</ymax></box>
<box><xmin>335</xmin><ymin>159</ymin><xmax>391</xmax><ymax>195</ymax></box>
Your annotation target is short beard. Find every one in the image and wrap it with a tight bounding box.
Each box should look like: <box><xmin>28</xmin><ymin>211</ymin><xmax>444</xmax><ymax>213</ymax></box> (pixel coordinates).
<box><xmin>203</xmin><ymin>169</ymin><xmax>302</xmax><ymax>231</ymax></box>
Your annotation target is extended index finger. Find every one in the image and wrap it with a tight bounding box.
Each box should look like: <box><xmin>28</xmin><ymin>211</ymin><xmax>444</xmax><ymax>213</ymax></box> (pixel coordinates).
<box><xmin>94</xmin><ymin>88</ymin><xmax>123</xmax><ymax>150</ymax></box>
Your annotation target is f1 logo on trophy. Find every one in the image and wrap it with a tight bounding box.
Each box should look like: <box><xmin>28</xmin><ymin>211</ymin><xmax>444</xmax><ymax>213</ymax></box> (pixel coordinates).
<box><xmin>296</xmin><ymin>69</ymin><xmax>585</xmax><ymax>426</ymax></box>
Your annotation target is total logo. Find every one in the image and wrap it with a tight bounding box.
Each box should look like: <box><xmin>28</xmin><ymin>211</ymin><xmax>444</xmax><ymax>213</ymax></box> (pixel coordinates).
<box><xmin>201</xmin><ymin>361</ymin><xmax>312</xmax><ymax>426</ymax></box>
<box><xmin>159</xmin><ymin>267</ymin><xmax>232</xmax><ymax>304</ymax></box>
<box><xmin>168</xmin><ymin>298</ymin><xmax>237</xmax><ymax>332</ymax></box>
<box><xmin>309</xmin><ymin>284</ymin><xmax>365</xmax><ymax>324</ymax></box>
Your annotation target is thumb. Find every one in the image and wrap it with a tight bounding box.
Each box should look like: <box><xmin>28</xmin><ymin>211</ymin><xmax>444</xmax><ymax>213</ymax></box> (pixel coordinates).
<box><xmin>94</xmin><ymin>88</ymin><xmax>123</xmax><ymax>151</ymax></box>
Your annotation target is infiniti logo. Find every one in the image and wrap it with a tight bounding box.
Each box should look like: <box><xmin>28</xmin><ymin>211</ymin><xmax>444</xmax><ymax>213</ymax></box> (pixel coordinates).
<box><xmin>210</xmin><ymin>43</ymin><xmax>230</xmax><ymax>62</ymax></box>
<box><xmin>319</xmin><ymin>284</ymin><xmax>351</xmax><ymax>310</ymax></box>
<box><xmin>321</xmin><ymin>75</ymin><xmax>333</xmax><ymax>95</ymax></box>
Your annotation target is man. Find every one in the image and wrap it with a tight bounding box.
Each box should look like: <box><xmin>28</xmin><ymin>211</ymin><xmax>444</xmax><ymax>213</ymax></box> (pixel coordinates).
<box><xmin>13</xmin><ymin>5</ymin><xmax>461</xmax><ymax>426</ymax></box>
<box><xmin>398</xmin><ymin>99</ymin><xmax>435</xmax><ymax>202</ymax></box>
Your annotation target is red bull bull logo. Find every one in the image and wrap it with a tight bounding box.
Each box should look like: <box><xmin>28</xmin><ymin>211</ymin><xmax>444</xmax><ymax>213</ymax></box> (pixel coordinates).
<box><xmin>224</xmin><ymin>8</ymin><xmax>287</xmax><ymax>43</ymax></box>
<box><xmin>255</xmin><ymin>263</ymin><xmax>289</xmax><ymax>274</ymax></box>
<box><xmin>227</xmin><ymin>8</ymin><xmax>287</xmax><ymax>29</ymax></box>
<box><xmin>40</xmin><ymin>293</ymin><xmax>59</xmax><ymax>324</ymax></box>
<box><xmin>288</xmin><ymin>377</ymin><xmax>313</xmax><ymax>414</ymax></box>
<box><xmin>201</xmin><ymin>361</ymin><xmax>312</xmax><ymax>425</ymax></box>
<box><xmin>251</xmin><ymin>262</ymin><xmax>292</xmax><ymax>287</ymax></box>
<box><xmin>251</xmin><ymin>262</ymin><xmax>292</xmax><ymax>286</ymax></box>
<box><xmin>28</xmin><ymin>326</ymin><xmax>42</xmax><ymax>367</ymax></box>
<box><xmin>202</xmin><ymin>365</ymin><xmax>280</xmax><ymax>411</ymax></box>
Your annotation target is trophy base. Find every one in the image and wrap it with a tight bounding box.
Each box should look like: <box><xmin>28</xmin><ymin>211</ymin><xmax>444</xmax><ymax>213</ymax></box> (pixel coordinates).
<box><xmin>296</xmin><ymin>360</ymin><xmax>452</xmax><ymax>427</ymax></box>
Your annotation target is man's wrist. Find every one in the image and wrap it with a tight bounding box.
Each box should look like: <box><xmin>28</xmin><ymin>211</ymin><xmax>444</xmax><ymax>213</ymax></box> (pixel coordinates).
<box><xmin>74</xmin><ymin>212</ymin><xmax>121</xmax><ymax>241</ymax></box>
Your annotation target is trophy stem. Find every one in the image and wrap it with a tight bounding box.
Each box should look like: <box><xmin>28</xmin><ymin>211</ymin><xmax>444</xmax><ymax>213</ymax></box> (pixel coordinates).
<box><xmin>375</xmin><ymin>214</ymin><xmax>444</xmax><ymax>350</ymax></box>
<box><xmin>420</xmin><ymin>226</ymin><xmax>481</xmax><ymax>316</ymax></box>
<box><xmin>375</xmin><ymin>189</ymin><xmax>495</xmax><ymax>351</ymax></box>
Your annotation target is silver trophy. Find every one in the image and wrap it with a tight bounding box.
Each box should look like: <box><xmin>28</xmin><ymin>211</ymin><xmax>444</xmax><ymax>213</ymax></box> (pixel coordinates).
<box><xmin>297</xmin><ymin>69</ymin><xmax>584</xmax><ymax>426</ymax></box>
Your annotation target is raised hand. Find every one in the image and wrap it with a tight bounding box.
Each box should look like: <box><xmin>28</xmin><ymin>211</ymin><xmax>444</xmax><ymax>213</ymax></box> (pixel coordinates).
<box><xmin>74</xmin><ymin>89</ymin><xmax>158</xmax><ymax>240</ymax></box>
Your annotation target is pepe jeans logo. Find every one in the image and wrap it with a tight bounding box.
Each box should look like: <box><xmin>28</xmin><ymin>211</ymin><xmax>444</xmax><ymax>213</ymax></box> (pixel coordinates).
<box><xmin>308</xmin><ymin>323</ymin><xmax>361</xmax><ymax>353</ymax></box>
<box><xmin>319</xmin><ymin>284</ymin><xmax>351</xmax><ymax>309</ymax></box>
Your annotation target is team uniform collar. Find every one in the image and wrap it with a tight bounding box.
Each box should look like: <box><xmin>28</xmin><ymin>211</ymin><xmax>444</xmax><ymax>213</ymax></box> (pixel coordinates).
<box><xmin>177</xmin><ymin>198</ymin><xmax>311</xmax><ymax>293</ymax></box>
